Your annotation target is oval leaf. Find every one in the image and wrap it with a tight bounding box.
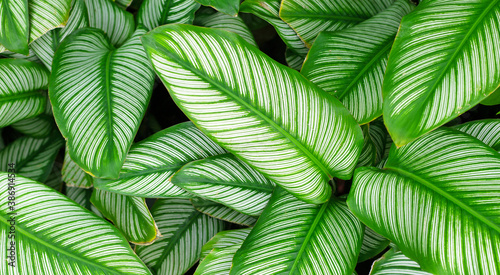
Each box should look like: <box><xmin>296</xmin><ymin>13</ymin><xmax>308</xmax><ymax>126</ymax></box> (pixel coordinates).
<box><xmin>370</xmin><ymin>248</ymin><xmax>431</xmax><ymax>275</ymax></box>
<box><xmin>142</xmin><ymin>24</ymin><xmax>363</xmax><ymax>204</ymax></box>
<box><xmin>0</xmin><ymin>0</ymin><xmax>29</xmax><ymax>54</ymax></box>
<box><xmin>50</xmin><ymin>27</ymin><xmax>155</xmax><ymax>179</ymax></box>
<box><xmin>137</xmin><ymin>0</ymin><xmax>200</xmax><ymax>31</ymax></box>
<box><xmin>383</xmin><ymin>0</ymin><xmax>500</xmax><ymax>146</ymax></box>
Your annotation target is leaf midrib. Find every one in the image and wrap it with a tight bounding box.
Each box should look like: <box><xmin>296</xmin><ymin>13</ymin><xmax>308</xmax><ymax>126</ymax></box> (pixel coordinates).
<box><xmin>385</xmin><ymin>166</ymin><xmax>500</xmax><ymax>234</ymax></box>
<box><xmin>156</xmin><ymin>42</ymin><xmax>332</xmax><ymax>179</ymax></box>
<box><xmin>0</xmin><ymin>213</ymin><xmax>120</xmax><ymax>274</ymax></box>
<box><xmin>104</xmin><ymin>51</ymin><xmax>115</xmax><ymax>168</ymax></box>
<box><xmin>288</xmin><ymin>200</ymin><xmax>329</xmax><ymax>274</ymax></box>
<box><xmin>422</xmin><ymin>0</ymin><xmax>500</xmax><ymax>103</ymax></box>
<box><xmin>0</xmin><ymin>90</ymin><xmax>44</xmax><ymax>103</ymax></box>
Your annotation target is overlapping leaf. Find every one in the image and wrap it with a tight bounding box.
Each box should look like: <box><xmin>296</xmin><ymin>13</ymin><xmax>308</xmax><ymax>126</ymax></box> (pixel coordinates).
<box><xmin>231</xmin><ymin>187</ymin><xmax>363</xmax><ymax>275</ymax></box>
<box><xmin>137</xmin><ymin>0</ymin><xmax>200</xmax><ymax>31</ymax></box>
<box><xmin>453</xmin><ymin>119</ymin><xmax>500</xmax><ymax>151</ymax></box>
<box><xmin>301</xmin><ymin>0</ymin><xmax>414</xmax><ymax>124</ymax></box>
<box><xmin>370</xmin><ymin>248</ymin><xmax>431</xmax><ymax>275</ymax></box>
<box><xmin>62</xmin><ymin>146</ymin><xmax>94</xmax><ymax>188</ymax></box>
<box><xmin>196</xmin><ymin>229</ymin><xmax>251</xmax><ymax>275</ymax></box>
<box><xmin>0</xmin><ymin>0</ymin><xmax>29</xmax><ymax>54</ymax></box>
<box><xmin>95</xmin><ymin>122</ymin><xmax>227</xmax><ymax>197</ymax></box>
<box><xmin>50</xmin><ymin>27</ymin><xmax>154</xmax><ymax>178</ymax></box>
<box><xmin>11</xmin><ymin>114</ymin><xmax>54</xmax><ymax>137</ymax></box>
<box><xmin>91</xmin><ymin>189</ymin><xmax>159</xmax><ymax>244</ymax></box>
<box><xmin>85</xmin><ymin>0</ymin><xmax>134</xmax><ymax>46</ymax></box>
<box><xmin>31</xmin><ymin>0</ymin><xmax>89</xmax><ymax>70</ymax></box>
<box><xmin>142</xmin><ymin>24</ymin><xmax>363</xmax><ymax>204</ymax></box>
<box><xmin>358</xmin><ymin>227</ymin><xmax>389</xmax><ymax>263</ymax></box>
<box><xmin>136</xmin><ymin>198</ymin><xmax>226</xmax><ymax>275</ymax></box>
<box><xmin>482</xmin><ymin>88</ymin><xmax>500</xmax><ymax>105</ymax></box>
<box><xmin>172</xmin><ymin>153</ymin><xmax>274</xmax><ymax>216</ymax></box>
<box><xmin>240</xmin><ymin>0</ymin><xmax>308</xmax><ymax>59</ymax></box>
<box><xmin>279</xmin><ymin>0</ymin><xmax>394</xmax><ymax>46</ymax></box>
<box><xmin>0</xmin><ymin>173</ymin><xmax>151</xmax><ymax>274</ymax></box>
<box><xmin>0</xmin><ymin>59</ymin><xmax>49</xmax><ymax>128</ymax></box>
<box><xmin>191</xmin><ymin>198</ymin><xmax>257</xmax><ymax>226</ymax></box>
<box><xmin>0</xmin><ymin>132</ymin><xmax>63</xmax><ymax>182</ymax></box>
<box><xmin>383</xmin><ymin>0</ymin><xmax>500</xmax><ymax>146</ymax></box>
<box><xmin>196</xmin><ymin>0</ymin><xmax>239</xmax><ymax>16</ymax></box>
<box><xmin>29</xmin><ymin>0</ymin><xmax>72</xmax><ymax>43</ymax></box>
<box><xmin>348</xmin><ymin>128</ymin><xmax>500</xmax><ymax>274</ymax></box>
<box><xmin>66</xmin><ymin>186</ymin><xmax>103</xmax><ymax>217</ymax></box>
<box><xmin>195</xmin><ymin>11</ymin><xmax>257</xmax><ymax>47</ymax></box>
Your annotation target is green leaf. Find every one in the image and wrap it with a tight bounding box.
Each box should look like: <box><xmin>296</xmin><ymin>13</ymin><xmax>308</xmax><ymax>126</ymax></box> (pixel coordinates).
<box><xmin>115</xmin><ymin>0</ymin><xmax>133</xmax><ymax>9</ymax></box>
<box><xmin>453</xmin><ymin>119</ymin><xmax>500</xmax><ymax>151</ymax></box>
<box><xmin>45</xmin><ymin>162</ymin><xmax>63</xmax><ymax>190</ymax></box>
<box><xmin>240</xmin><ymin>0</ymin><xmax>308</xmax><ymax>58</ymax></box>
<box><xmin>0</xmin><ymin>173</ymin><xmax>152</xmax><ymax>274</ymax></box>
<box><xmin>85</xmin><ymin>0</ymin><xmax>134</xmax><ymax>46</ymax></box>
<box><xmin>195</xmin><ymin>0</ymin><xmax>239</xmax><ymax>16</ymax></box>
<box><xmin>196</xmin><ymin>229</ymin><xmax>251</xmax><ymax>275</ymax></box>
<box><xmin>358</xmin><ymin>226</ymin><xmax>389</xmax><ymax>263</ymax></box>
<box><xmin>279</xmin><ymin>0</ymin><xmax>394</xmax><ymax>47</ymax></box>
<box><xmin>368</xmin><ymin>118</ymin><xmax>392</xmax><ymax>165</ymax></box>
<box><xmin>285</xmin><ymin>48</ymin><xmax>304</xmax><ymax>70</ymax></box>
<box><xmin>137</xmin><ymin>0</ymin><xmax>200</xmax><ymax>31</ymax></box>
<box><xmin>0</xmin><ymin>132</ymin><xmax>63</xmax><ymax>182</ymax></box>
<box><xmin>90</xmin><ymin>188</ymin><xmax>159</xmax><ymax>244</ymax></box>
<box><xmin>195</xmin><ymin>11</ymin><xmax>257</xmax><ymax>47</ymax></box>
<box><xmin>142</xmin><ymin>24</ymin><xmax>363</xmax><ymax>204</ymax></box>
<box><xmin>30</xmin><ymin>0</ymin><xmax>89</xmax><ymax>70</ymax></box>
<box><xmin>50</xmin><ymin>27</ymin><xmax>155</xmax><ymax>179</ymax></box>
<box><xmin>357</xmin><ymin>125</ymin><xmax>377</xmax><ymax>167</ymax></box>
<box><xmin>94</xmin><ymin>122</ymin><xmax>227</xmax><ymax>197</ymax></box>
<box><xmin>11</xmin><ymin>114</ymin><xmax>54</xmax><ymax>137</ymax></box>
<box><xmin>29</xmin><ymin>0</ymin><xmax>72</xmax><ymax>43</ymax></box>
<box><xmin>0</xmin><ymin>48</ymin><xmax>42</xmax><ymax>63</ymax></box>
<box><xmin>135</xmin><ymin>198</ymin><xmax>226</xmax><ymax>275</ymax></box>
<box><xmin>383</xmin><ymin>0</ymin><xmax>500</xmax><ymax>147</ymax></box>
<box><xmin>348</xmin><ymin>128</ymin><xmax>500</xmax><ymax>274</ymax></box>
<box><xmin>481</xmin><ymin>87</ymin><xmax>500</xmax><ymax>106</ymax></box>
<box><xmin>171</xmin><ymin>153</ymin><xmax>275</xmax><ymax>216</ymax></box>
<box><xmin>0</xmin><ymin>59</ymin><xmax>49</xmax><ymax>128</ymax></box>
<box><xmin>301</xmin><ymin>0</ymin><xmax>414</xmax><ymax>124</ymax></box>
<box><xmin>66</xmin><ymin>186</ymin><xmax>103</xmax><ymax>217</ymax></box>
<box><xmin>62</xmin><ymin>146</ymin><xmax>94</xmax><ymax>188</ymax></box>
<box><xmin>370</xmin><ymin>248</ymin><xmax>431</xmax><ymax>275</ymax></box>
<box><xmin>191</xmin><ymin>197</ymin><xmax>257</xmax><ymax>226</ymax></box>
<box><xmin>0</xmin><ymin>0</ymin><xmax>29</xmax><ymax>54</ymax></box>
<box><xmin>231</xmin><ymin>188</ymin><xmax>363</xmax><ymax>275</ymax></box>
<box><xmin>200</xmin><ymin>228</ymin><xmax>252</xmax><ymax>261</ymax></box>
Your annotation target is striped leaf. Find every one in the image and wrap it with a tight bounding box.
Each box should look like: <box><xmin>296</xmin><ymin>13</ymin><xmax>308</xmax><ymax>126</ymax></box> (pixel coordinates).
<box><xmin>45</xmin><ymin>161</ymin><xmax>63</xmax><ymax>190</ymax></box>
<box><xmin>195</xmin><ymin>11</ymin><xmax>257</xmax><ymax>47</ymax></box>
<box><xmin>453</xmin><ymin>119</ymin><xmax>500</xmax><ymax>152</ymax></box>
<box><xmin>191</xmin><ymin>198</ymin><xmax>257</xmax><ymax>226</ymax></box>
<box><xmin>11</xmin><ymin>114</ymin><xmax>54</xmax><ymax>137</ymax></box>
<box><xmin>279</xmin><ymin>0</ymin><xmax>394</xmax><ymax>46</ymax></box>
<box><xmin>240</xmin><ymin>0</ymin><xmax>308</xmax><ymax>58</ymax></box>
<box><xmin>135</xmin><ymin>198</ymin><xmax>226</xmax><ymax>275</ymax></box>
<box><xmin>0</xmin><ymin>48</ymin><xmax>42</xmax><ymax>63</ymax></box>
<box><xmin>0</xmin><ymin>0</ymin><xmax>29</xmax><ymax>54</ymax></box>
<box><xmin>50</xmin><ymin>27</ymin><xmax>155</xmax><ymax>179</ymax></box>
<box><xmin>301</xmin><ymin>0</ymin><xmax>414</xmax><ymax>124</ymax></box>
<box><xmin>91</xmin><ymin>188</ymin><xmax>159</xmax><ymax>244</ymax></box>
<box><xmin>66</xmin><ymin>186</ymin><xmax>103</xmax><ymax>217</ymax></box>
<box><xmin>231</xmin><ymin>187</ymin><xmax>363</xmax><ymax>275</ymax></box>
<box><xmin>285</xmin><ymin>48</ymin><xmax>304</xmax><ymax>70</ymax></box>
<box><xmin>85</xmin><ymin>0</ymin><xmax>134</xmax><ymax>46</ymax></box>
<box><xmin>171</xmin><ymin>153</ymin><xmax>275</xmax><ymax>216</ymax></box>
<box><xmin>482</xmin><ymin>87</ymin><xmax>500</xmax><ymax>106</ymax></box>
<box><xmin>30</xmin><ymin>0</ymin><xmax>89</xmax><ymax>70</ymax></box>
<box><xmin>115</xmin><ymin>0</ymin><xmax>133</xmax><ymax>9</ymax></box>
<box><xmin>0</xmin><ymin>173</ymin><xmax>151</xmax><ymax>274</ymax></box>
<box><xmin>0</xmin><ymin>132</ymin><xmax>64</xmax><ymax>182</ymax></box>
<box><xmin>62</xmin><ymin>146</ymin><xmax>94</xmax><ymax>188</ymax></box>
<box><xmin>142</xmin><ymin>24</ymin><xmax>363</xmax><ymax>204</ymax></box>
<box><xmin>28</xmin><ymin>0</ymin><xmax>72</xmax><ymax>43</ymax></box>
<box><xmin>0</xmin><ymin>59</ymin><xmax>49</xmax><ymax>128</ymax></box>
<box><xmin>195</xmin><ymin>0</ymin><xmax>239</xmax><ymax>16</ymax></box>
<box><xmin>370</xmin><ymin>248</ymin><xmax>431</xmax><ymax>275</ymax></box>
<box><xmin>137</xmin><ymin>0</ymin><xmax>200</xmax><ymax>31</ymax></box>
<box><xmin>196</xmin><ymin>229</ymin><xmax>251</xmax><ymax>275</ymax></box>
<box><xmin>357</xmin><ymin>125</ymin><xmax>377</xmax><ymax>167</ymax></box>
<box><xmin>94</xmin><ymin>122</ymin><xmax>227</xmax><ymax>197</ymax></box>
<box><xmin>200</xmin><ymin>228</ymin><xmax>252</xmax><ymax>261</ymax></box>
<box><xmin>348</xmin><ymin>128</ymin><xmax>500</xmax><ymax>274</ymax></box>
<box><xmin>383</xmin><ymin>0</ymin><xmax>500</xmax><ymax>146</ymax></box>
<box><xmin>358</xmin><ymin>226</ymin><xmax>389</xmax><ymax>263</ymax></box>
<box><xmin>368</xmin><ymin>118</ymin><xmax>392</xmax><ymax>165</ymax></box>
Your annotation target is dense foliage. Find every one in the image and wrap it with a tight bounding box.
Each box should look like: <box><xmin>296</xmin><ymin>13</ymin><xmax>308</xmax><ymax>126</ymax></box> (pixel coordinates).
<box><xmin>0</xmin><ymin>0</ymin><xmax>499</xmax><ymax>274</ymax></box>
